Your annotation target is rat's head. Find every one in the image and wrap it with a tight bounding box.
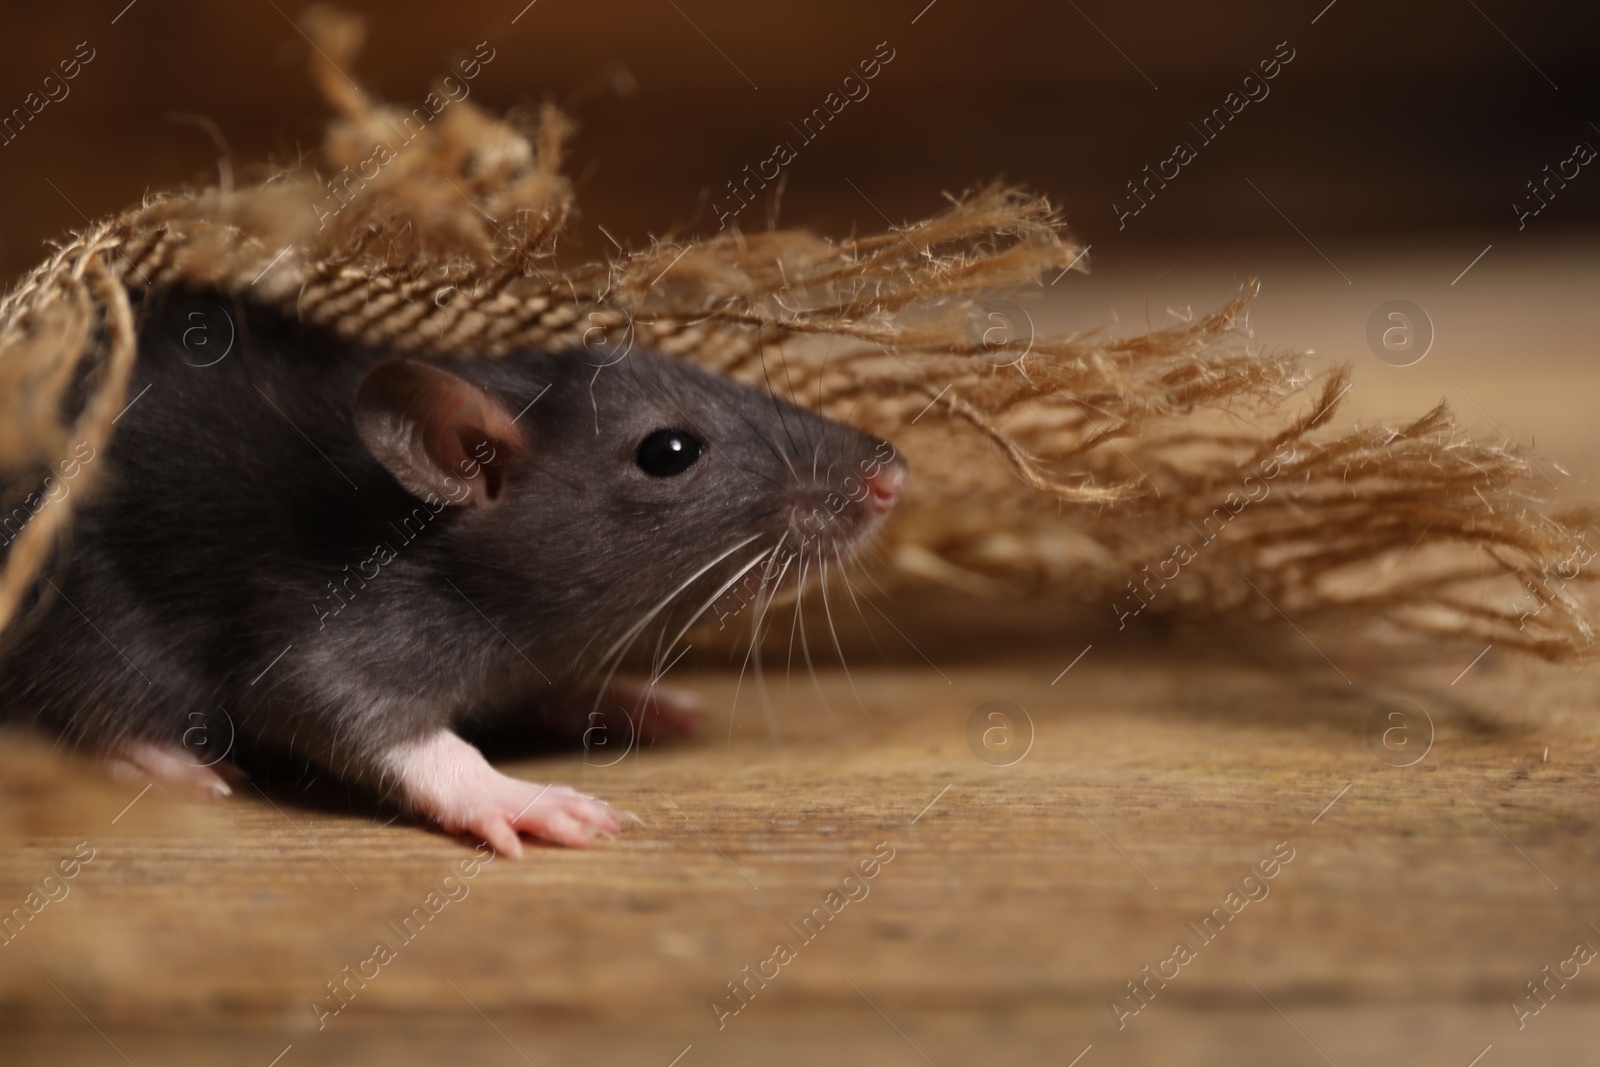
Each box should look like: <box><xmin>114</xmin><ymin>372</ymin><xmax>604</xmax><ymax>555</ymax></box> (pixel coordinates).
<box><xmin>353</xmin><ymin>349</ymin><xmax>906</xmax><ymax>669</ymax></box>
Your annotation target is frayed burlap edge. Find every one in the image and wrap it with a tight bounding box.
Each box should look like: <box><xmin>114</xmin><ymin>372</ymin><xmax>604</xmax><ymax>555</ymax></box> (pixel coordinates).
<box><xmin>0</xmin><ymin>5</ymin><xmax>1593</xmax><ymax>659</ymax></box>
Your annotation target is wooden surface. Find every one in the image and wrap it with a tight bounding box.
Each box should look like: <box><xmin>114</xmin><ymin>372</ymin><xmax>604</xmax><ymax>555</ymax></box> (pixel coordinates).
<box><xmin>4</xmin><ymin>242</ymin><xmax>1600</xmax><ymax>1066</ymax></box>
<box><xmin>8</xmin><ymin>650</ymin><xmax>1600</xmax><ymax>1065</ymax></box>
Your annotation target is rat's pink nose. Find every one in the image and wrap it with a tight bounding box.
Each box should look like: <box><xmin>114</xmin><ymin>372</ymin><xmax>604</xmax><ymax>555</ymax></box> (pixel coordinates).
<box><xmin>864</xmin><ymin>463</ymin><xmax>905</xmax><ymax>514</ymax></box>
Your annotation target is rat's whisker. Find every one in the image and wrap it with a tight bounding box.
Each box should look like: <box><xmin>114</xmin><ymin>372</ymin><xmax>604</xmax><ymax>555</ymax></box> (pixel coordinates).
<box><xmin>752</xmin><ymin>547</ymin><xmax>794</xmax><ymax>746</ymax></box>
<box><xmin>593</xmin><ymin>532</ymin><xmax>761</xmax><ymax>673</ymax></box>
<box><xmin>836</xmin><ymin>558</ymin><xmax>898</xmax><ymax>665</ymax></box>
<box><xmin>651</xmin><ymin>544</ymin><xmax>778</xmax><ymax>681</ymax></box>
<box><xmin>776</xmin><ymin>338</ymin><xmax>820</xmax><ymax>470</ymax></box>
<box><xmin>585</xmin><ymin>532</ymin><xmax>762</xmax><ymax>729</ymax></box>
<box><xmin>784</xmin><ymin>552</ymin><xmax>807</xmax><ymax>700</ymax></box>
<box><xmin>729</xmin><ymin>539</ymin><xmax>793</xmax><ymax>748</ymax></box>
<box><xmin>834</xmin><ymin>544</ymin><xmax>889</xmax><ymax>662</ymax></box>
<box><xmin>591</xmin><ymin>621</ymin><xmax>654</xmax><ymax>762</ymax></box>
<box><xmin>756</xmin><ymin>341</ymin><xmax>803</xmax><ymax>481</ymax></box>
<box><xmin>858</xmin><ymin>555</ymin><xmax>898</xmax><ymax>602</ymax></box>
<box><xmin>820</xmin><ymin>553</ymin><xmax>873</xmax><ymax>727</ymax></box>
<box><xmin>727</xmin><ymin>605</ymin><xmax>759</xmax><ymax>746</ymax></box>
<box><xmin>792</xmin><ymin>550</ymin><xmax>836</xmax><ymax>729</ymax></box>
<box><xmin>702</xmin><ymin>386</ymin><xmax>795</xmax><ymax>475</ymax></box>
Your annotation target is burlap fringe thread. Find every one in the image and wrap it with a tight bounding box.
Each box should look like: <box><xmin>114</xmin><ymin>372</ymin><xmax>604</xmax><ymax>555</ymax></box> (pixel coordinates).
<box><xmin>0</xmin><ymin>7</ymin><xmax>1593</xmax><ymax>660</ymax></box>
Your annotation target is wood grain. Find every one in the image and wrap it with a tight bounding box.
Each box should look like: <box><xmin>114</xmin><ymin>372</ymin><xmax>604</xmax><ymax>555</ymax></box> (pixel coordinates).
<box><xmin>5</xmin><ymin>643</ymin><xmax>1600</xmax><ymax>1065</ymax></box>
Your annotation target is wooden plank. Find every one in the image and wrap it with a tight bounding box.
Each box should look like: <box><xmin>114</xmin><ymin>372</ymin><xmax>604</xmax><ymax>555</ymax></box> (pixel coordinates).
<box><xmin>4</xmin><ymin>643</ymin><xmax>1600</xmax><ymax>1064</ymax></box>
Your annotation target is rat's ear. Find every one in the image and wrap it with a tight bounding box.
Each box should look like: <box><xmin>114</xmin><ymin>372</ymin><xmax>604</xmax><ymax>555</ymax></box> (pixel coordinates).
<box><xmin>354</xmin><ymin>359</ymin><xmax>526</xmax><ymax>507</ymax></box>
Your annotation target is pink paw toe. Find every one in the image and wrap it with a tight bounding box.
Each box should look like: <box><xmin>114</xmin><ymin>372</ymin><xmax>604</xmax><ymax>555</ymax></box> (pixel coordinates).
<box><xmin>106</xmin><ymin>741</ymin><xmax>236</xmax><ymax>800</ymax></box>
<box><xmin>386</xmin><ymin>731</ymin><xmax>630</xmax><ymax>855</ymax></box>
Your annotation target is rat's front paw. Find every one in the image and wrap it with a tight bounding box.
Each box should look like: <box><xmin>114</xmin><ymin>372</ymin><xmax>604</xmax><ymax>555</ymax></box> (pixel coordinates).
<box><xmin>105</xmin><ymin>740</ymin><xmax>238</xmax><ymax>800</ymax></box>
<box><xmin>550</xmin><ymin>679</ymin><xmax>706</xmax><ymax>747</ymax></box>
<box><xmin>617</xmin><ymin>680</ymin><xmax>706</xmax><ymax>742</ymax></box>
<box><xmin>451</xmin><ymin>778</ymin><xmax>625</xmax><ymax>857</ymax></box>
<box><xmin>384</xmin><ymin>730</ymin><xmax>628</xmax><ymax>857</ymax></box>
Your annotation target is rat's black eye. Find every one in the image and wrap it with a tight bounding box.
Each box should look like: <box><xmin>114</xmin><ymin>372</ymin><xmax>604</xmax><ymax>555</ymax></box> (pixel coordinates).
<box><xmin>636</xmin><ymin>429</ymin><xmax>704</xmax><ymax>477</ymax></box>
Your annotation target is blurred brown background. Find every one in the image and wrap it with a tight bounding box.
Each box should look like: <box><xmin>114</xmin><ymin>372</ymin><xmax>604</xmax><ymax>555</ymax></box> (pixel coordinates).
<box><xmin>1</xmin><ymin>0</ymin><xmax>1597</xmax><ymax>282</ymax></box>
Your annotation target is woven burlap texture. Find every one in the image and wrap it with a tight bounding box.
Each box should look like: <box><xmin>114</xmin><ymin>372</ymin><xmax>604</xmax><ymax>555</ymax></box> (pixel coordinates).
<box><xmin>0</xmin><ymin>6</ymin><xmax>1592</xmax><ymax>659</ymax></box>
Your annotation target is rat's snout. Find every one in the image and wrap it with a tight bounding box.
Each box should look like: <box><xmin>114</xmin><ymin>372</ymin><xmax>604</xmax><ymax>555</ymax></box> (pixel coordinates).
<box><xmin>863</xmin><ymin>460</ymin><xmax>906</xmax><ymax>515</ymax></box>
<box><xmin>783</xmin><ymin>440</ymin><xmax>908</xmax><ymax>545</ymax></box>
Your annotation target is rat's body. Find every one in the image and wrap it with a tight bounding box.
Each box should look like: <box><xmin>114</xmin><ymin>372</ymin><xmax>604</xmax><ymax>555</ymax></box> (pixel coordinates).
<box><xmin>0</xmin><ymin>291</ymin><xmax>905</xmax><ymax>853</ymax></box>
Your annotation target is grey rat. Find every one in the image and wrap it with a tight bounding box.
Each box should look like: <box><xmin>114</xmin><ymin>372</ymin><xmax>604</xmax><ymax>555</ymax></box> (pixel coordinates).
<box><xmin>0</xmin><ymin>290</ymin><xmax>906</xmax><ymax>855</ymax></box>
